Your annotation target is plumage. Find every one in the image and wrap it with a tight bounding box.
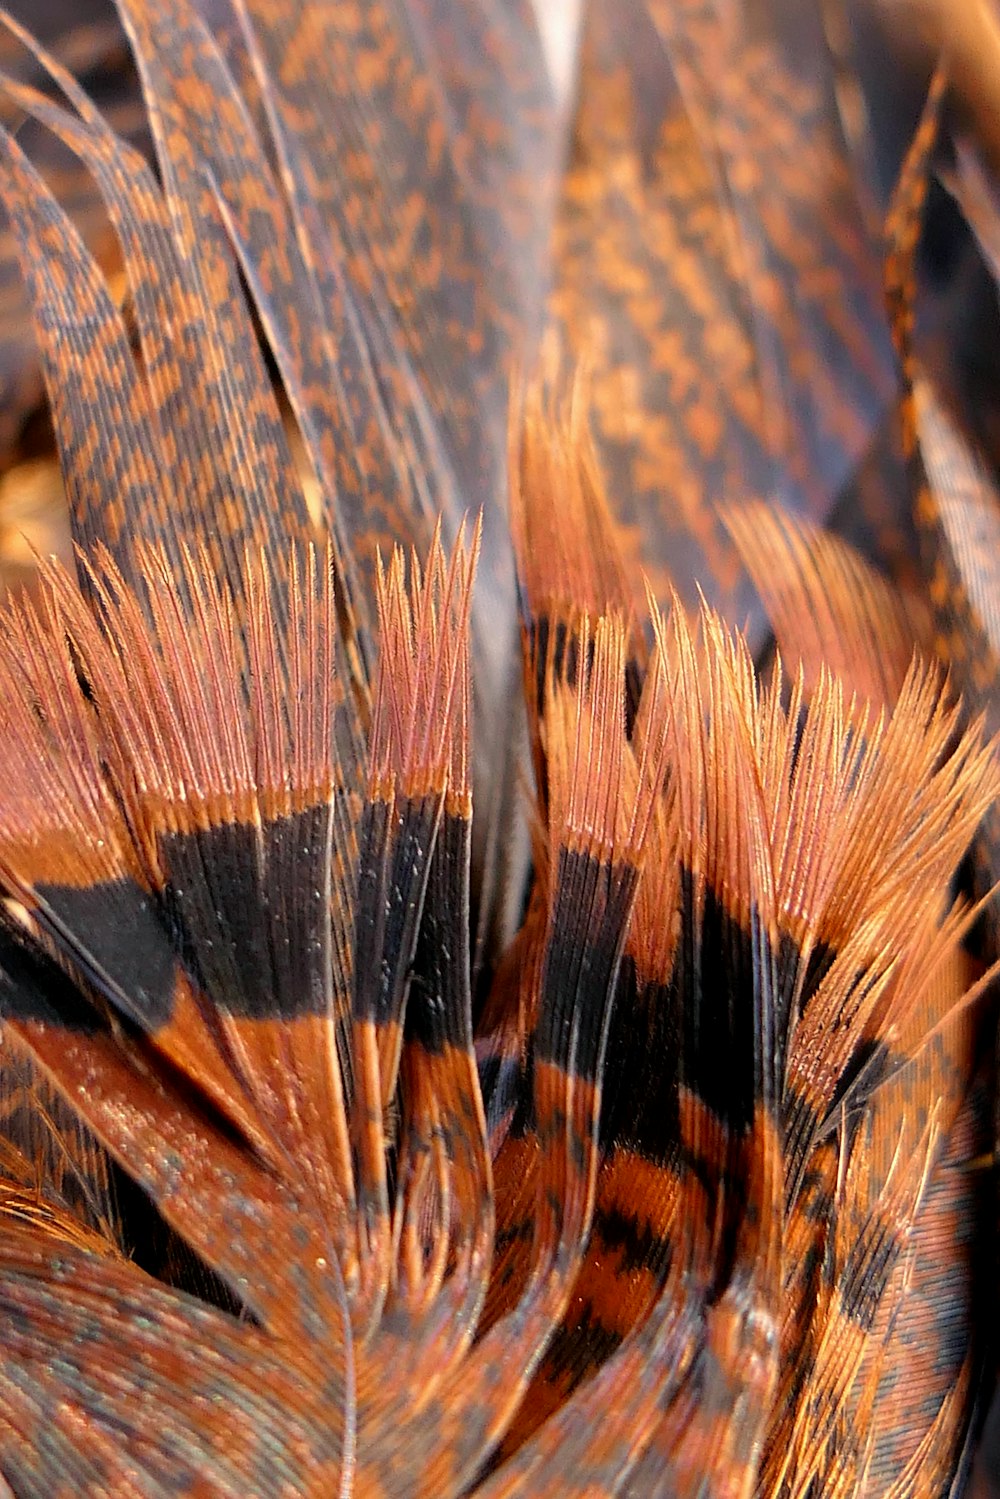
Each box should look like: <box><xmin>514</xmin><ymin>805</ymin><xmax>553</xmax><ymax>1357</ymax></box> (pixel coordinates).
<box><xmin>0</xmin><ymin>1</ymin><xmax>997</xmax><ymax>1495</ymax></box>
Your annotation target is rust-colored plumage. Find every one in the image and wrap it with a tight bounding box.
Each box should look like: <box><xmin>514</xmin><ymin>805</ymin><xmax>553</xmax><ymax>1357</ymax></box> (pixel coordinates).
<box><xmin>0</xmin><ymin>1</ymin><xmax>999</xmax><ymax>1496</ymax></box>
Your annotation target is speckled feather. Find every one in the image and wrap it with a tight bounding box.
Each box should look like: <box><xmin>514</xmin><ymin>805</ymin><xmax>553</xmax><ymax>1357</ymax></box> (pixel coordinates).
<box><xmin>0</xmin><ymin>4</ymin><xmax>997</xmax><ymax>1498</ymax></box>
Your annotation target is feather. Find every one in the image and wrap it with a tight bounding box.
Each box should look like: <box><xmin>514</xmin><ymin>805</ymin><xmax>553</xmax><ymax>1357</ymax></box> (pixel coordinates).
<box><xmin>0</xmin><ymin>2</ymin><xmax>998</xmax><ymax>1496</ymax></box>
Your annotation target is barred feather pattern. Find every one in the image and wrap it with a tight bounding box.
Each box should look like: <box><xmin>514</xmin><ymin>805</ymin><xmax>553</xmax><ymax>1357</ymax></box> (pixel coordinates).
<box><xmin>0</xmin><ymin>3</ymin><xmax>996</xmax><ymax>1498</ymax></box>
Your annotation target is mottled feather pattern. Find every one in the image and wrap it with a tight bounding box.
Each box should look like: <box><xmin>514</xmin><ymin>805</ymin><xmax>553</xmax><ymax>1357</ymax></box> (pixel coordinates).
<box><xmin>0</xmin><ymin>1</ymin><xmax>997</xmax><ymax>1496</ymax></box>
